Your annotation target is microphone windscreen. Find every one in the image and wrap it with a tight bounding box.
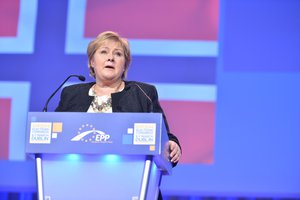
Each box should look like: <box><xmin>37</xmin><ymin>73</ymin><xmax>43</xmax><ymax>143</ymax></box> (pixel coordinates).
<box><xmin>78</xmin><ymin>75</ymin><xmax>86</xmax><ymax>81</ymax></box>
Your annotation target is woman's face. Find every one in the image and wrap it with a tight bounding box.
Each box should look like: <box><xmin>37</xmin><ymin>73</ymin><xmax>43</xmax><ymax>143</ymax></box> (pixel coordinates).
<box><xmin>91</xmin><ymin>40</ymin><xmax>126</xmax><ymax>83</ymax></box>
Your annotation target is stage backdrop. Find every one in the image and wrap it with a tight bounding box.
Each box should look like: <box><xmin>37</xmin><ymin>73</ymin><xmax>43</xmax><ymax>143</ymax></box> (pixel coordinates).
<box><xmin>0</xmin><ymin>0</ymin><xmax>299</xmax><ymax>198</ymax></box>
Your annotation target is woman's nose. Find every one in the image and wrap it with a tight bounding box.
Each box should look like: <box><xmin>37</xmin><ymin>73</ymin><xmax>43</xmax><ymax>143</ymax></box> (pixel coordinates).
<box><xmin>107</xmin><ymin>53</ymin><xmax>114</xmax><ymax>62</ymax></box>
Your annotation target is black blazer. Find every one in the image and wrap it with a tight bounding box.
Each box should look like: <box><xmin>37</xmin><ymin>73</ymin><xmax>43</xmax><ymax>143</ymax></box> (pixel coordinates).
<box><xmin>55</xmin><ymin>81</ymin><xmax>181</xmax><ymax>154</ymax></box>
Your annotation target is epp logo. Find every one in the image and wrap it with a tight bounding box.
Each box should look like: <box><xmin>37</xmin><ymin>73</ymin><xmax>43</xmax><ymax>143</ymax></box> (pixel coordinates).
<box><xmin>94</xmin><ymin>133</ymin><xmax>110</xmax><ymax>142</ymax></box>
<box><xmin>71</xmin><ymin>124</ymin><xmax>112</xmax><ymax>143</ymax></box>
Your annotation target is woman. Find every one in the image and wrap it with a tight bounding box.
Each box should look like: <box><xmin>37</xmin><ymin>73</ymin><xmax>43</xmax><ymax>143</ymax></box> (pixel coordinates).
<box><xmin>55</xmin><ymin>31</ymin><xmax>181</xmax><ymax>198</ymax></box>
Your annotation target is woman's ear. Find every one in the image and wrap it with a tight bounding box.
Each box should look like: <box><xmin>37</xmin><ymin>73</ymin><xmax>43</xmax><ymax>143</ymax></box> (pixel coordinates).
<box><xmin>90</xmin><ymin>56</ymin><xmax>95</xmax><ymax>67</ymax></box>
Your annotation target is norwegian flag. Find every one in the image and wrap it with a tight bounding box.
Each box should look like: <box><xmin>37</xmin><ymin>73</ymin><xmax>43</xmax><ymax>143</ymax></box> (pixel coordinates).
<box><xmin>77</xmin><ymin>0</ymin><xmax>219</xmax><ymax>164</ymax></box>
<box><xmin>0</xmin><ymin>0</ymin><xmax>218</xmax><ymax>164</ymax></box>
<box><xmin>0</xmin><ymin>0</ymin><xmax>37</xmax><ymax>53</ymax></box>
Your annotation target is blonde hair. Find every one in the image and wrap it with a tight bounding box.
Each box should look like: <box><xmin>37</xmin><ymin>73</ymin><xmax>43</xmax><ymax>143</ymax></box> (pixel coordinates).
<box><xmin>87</xmin><ymin>31</ymin><xmax>131</xmax><ymax>79</ymax></box>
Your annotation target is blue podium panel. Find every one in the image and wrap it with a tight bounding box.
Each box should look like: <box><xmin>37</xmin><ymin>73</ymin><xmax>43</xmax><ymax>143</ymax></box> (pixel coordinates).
<box><xmin>42</xmin><ymin>155</ymin><xmax>146</xmax><ymax>199</ymax></box>
<box><xmin>25</xmin><ymin>112</ymin><xmax>171</xmax><ymax>200</ymax></box>
<box><xmin>26</xmin><ymin>112</ymin><xmax>165</xmax><ymax>154</ymax></box>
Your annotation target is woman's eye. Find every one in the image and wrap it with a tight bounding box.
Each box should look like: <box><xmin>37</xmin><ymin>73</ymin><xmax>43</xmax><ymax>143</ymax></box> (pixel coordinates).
<box><xmin>100</xmin><ymin>50</ymin><xmax>107</xmax><ymax>54</ymax></box>
<box><xmin>115</xmin><ymin>52</ymin><xmax>123</xmax><ymax>57</ymax></box>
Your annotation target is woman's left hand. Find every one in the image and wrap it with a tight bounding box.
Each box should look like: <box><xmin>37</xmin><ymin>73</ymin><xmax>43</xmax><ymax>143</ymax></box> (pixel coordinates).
<box><xmin>169</xmin><ymin>141</ymin><xmax>181</xmax><ymax>163</ymax></box>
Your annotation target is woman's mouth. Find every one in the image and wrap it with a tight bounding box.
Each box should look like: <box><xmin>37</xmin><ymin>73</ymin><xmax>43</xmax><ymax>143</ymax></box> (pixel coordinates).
<box><xmin>105</xmin><ymin>65</ymin><xmax>114</xmax><ymax>69</ymax></box>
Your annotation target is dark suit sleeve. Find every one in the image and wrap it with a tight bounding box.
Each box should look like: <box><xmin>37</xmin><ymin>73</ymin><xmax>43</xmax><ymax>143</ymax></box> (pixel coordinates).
<box><xmin>55</xmin><ymin>86</ymin><xmax>68</xmax><ymax>112</ymax></box>
<box><xmin>149</xmin><ymin>85</ymin><xmax>181</xmax><ymax>166</ymax></box>
<box><xmin>54</xmin><ymin>83</ymin><xmax>93</xmax><ymax>112</ymax></box>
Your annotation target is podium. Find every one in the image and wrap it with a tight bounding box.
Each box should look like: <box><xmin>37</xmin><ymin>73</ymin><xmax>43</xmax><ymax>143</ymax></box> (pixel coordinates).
<box><xmin>25</xmin><ymin>112</ymin><xmax>172</xmax><ymax>200</ymax></box>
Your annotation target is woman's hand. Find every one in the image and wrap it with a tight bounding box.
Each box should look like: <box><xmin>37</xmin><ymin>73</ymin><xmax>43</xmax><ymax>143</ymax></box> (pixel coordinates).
<box><xmin>169</xmin><ymin>141</ymin><xmax>181</xmax><ymax>163</ymax></box>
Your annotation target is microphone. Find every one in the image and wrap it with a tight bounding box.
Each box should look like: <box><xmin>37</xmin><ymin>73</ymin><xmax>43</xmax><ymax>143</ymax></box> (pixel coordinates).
<box><xmin>42</xmin><ymin>74</ymin><xmax>86</xmax><ymax>112</ymax></box>
<box><xmin>134</xmin><ymin>83</ymin><xmax>154</xmax><ymax>112</ymax></box>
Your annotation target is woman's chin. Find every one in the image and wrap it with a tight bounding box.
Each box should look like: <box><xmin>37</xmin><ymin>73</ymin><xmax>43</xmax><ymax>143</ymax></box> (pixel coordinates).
<box><xmin>98</xmin><ymin>75</ymin><xmax>120</xmax><ymax>82</ymax></box>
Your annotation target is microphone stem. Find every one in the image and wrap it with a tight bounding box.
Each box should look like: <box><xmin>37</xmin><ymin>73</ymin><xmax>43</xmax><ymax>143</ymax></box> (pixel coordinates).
<box><xmin>43</xmin><ymin>75</ymin><xmax>84</xmax><ymax>112</ymax></box>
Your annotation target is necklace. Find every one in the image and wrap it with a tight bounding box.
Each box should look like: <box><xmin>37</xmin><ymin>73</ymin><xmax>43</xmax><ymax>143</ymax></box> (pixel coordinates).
<box><xmin>91</xmin><ymin>95</ymin><xmax>112</xmax><ymax>113</ymax></box>
<box><xmin>90</xmin><ymin>81</ymin><xmax>124</xmax><ymax>113</ymax></box>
